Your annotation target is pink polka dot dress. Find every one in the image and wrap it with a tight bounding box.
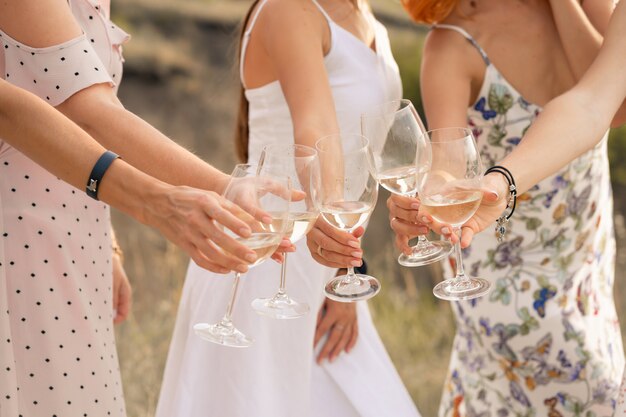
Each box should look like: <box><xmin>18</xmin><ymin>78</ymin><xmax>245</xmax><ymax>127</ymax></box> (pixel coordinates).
<box><xmin>0</xmin><ymin>0</ymin><xmax>130</xmax><ymax>415</ymax></box>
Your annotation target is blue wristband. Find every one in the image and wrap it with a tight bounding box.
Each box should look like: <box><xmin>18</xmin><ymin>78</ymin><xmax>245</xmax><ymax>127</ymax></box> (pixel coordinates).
<box><xmin>86</xmin><ymin>150</ymin><xmax>119</xmax><ymax>200</ymax></box>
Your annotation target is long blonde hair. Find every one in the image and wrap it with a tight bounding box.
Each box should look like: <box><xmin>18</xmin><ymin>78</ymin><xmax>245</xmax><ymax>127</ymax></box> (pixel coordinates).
<box><xmin>401</xmin><ymin>0</ymin><xmax>459</xmax><ymax>24</ymax></box>
<box><xmin>234</xmin><ymin>0</ymin><xmax>361</xmax><ymax>162</ymax></box>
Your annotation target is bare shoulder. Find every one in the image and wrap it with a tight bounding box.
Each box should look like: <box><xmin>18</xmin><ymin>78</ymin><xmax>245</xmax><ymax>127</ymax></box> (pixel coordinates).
<box><xmin>423</xmin><ymin>28</ymin><xmax>477</xmax><ymax>69</ymax></box>
<box><xmin>0</xmin><ymin>0</ymin><xmax>82</xmax><ymax>47</ymax></box>
<box><xmin>423</xmin><ymin>27</ymin><xmax>484</xmax><ymax>87</ymax></box>
<box><xmin>254</xmin><ymin>0</ymin><xmax>328</xmax><ymax>53</ymax></box>
<box><xmin>257</xmin><ymin>0</ymin><xmax>326</xmax><ymax>34</ymax></box>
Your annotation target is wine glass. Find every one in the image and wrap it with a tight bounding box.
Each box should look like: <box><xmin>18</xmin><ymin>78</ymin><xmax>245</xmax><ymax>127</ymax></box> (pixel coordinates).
<box><xmin>251</xmin><ymin>144</ymin><xmax>321</xmax><ymax>319</ymax></box>
<box><xmin>361</xmin><ymin>99</ymin><xmax>453</xmax><ymax>267</ymax></box>
<box><xmin>419</xmin><ymin>127</ymin><xmax>491</xmax><ymax>300</ymax></box>
<box><xmin>316</xmin><ymin>133</ymin><xmax>380</xmax><ymax>302</ymax></box>
<box><xmin>193</xmin><ymin>164</ymin><xmax>290</xmax><ymax>347</ymax></box>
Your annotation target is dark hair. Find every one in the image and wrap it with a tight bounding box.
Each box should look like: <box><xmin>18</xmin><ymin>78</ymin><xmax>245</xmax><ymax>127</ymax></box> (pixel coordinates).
<box><xmin>234</xmin><ymin>0</ymin><xmax>261</xmax><ymax>163</ymax></box>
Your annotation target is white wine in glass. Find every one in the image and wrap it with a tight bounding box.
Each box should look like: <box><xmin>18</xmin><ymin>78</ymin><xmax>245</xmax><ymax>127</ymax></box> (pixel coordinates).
<box><xmin>316</xmin><ymin>133</ymin><xmax>380</xmax><ymax>302</ymax></box>
<box><xmin>251</xmin><ymin>144</ymin><xmax>321</xmax><ymax>319</ymax></box>
<box><xmin>320</xmin><ymin>201</ymin><xmax>373</xmax><ymax>230</ymax></box>
<box><xmin>420</xmin><ymin>127</ymin><xmax>491</xmax><ymax>301</ymax></box>
<box><xmin>361</xmin><ymin>99</ymin><xmax>453</xmax><ymax>267</ymax></box>
<box><xmin>193</xmin><ymin>164</ymin><xmax>290</xmax><ymax>346</ymax></box>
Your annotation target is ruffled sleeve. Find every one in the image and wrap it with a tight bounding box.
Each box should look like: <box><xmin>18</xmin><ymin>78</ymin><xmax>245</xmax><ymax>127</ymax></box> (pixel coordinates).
<box><xmin>0</xmin><ymin>31</ymin><xmax>114</xmax><ymax>106</ymax></box>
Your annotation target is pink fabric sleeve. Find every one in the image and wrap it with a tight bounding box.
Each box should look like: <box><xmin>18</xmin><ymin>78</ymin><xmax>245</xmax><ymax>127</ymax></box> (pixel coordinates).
<box><xmin>0</xmin><ymin>31</ymin><xmax>114</xmax><ymax>106</ymax></box>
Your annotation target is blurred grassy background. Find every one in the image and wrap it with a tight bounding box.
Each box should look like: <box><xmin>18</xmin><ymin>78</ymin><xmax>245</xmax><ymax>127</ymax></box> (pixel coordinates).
<box><xmin>109</xmin><ymin>1</ymin><xmax>626</xmax><ymax>416</ymax></box>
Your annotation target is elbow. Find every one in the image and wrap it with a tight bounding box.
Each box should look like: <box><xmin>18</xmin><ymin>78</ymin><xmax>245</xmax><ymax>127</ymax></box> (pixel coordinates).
<box><xmin>56</xmin><ymin>84</ymin><xmax>123</xmax><ymax>137</ymax></box>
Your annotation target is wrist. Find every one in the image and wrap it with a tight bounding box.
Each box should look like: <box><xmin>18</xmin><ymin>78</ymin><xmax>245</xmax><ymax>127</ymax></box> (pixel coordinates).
<box><xmin>213</xmin><ymin>171</ymin><xmax>230</xmax><ymax>195</ymax></box>
<box><xmin>486</xmin><ymin>171</ymin><xmax>510</xmax><ymax>202</ymax></box>
<box><xmin>98</xmin><ymin>160</ymin><xmax>171</xmax><ymax>225</ymax></box>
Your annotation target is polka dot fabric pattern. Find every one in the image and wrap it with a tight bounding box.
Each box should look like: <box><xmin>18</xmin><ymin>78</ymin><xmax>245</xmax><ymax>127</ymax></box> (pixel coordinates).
<box><xmin>0</xmin><ymin>0</ymin><xmax>129</xmax><ymax>415</ymax></box>
<box><xmin>0</xmin><ymin>33</ymin><xmax>114</xmax><ymax>107</ymax></box>
<box><xmin>0</xmin><ymin>0</ymin><xmax>129</xmax><ymax>107</ymax></box>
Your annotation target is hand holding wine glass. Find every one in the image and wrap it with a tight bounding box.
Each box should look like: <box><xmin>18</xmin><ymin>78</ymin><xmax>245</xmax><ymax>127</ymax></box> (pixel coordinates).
<box><xmin>193</xmin><ymin>164</ymin><xmax>291</xmax><ymax>347</ymax></box>
<box><xmin>361</xmin><ymin>99</ymin><xmax>452</xmax><ymax>267</ymax></box>
<box><xmin>419</xmin><ymin>127</ymin><xmax>491</xmax><ymax>301</ymax></box>
<box><xmin>316</xmin><ymin>133</ymin><xmax>380</xmax><ymax>302</ymax></box>
<box><xmin>251</xmin><ymin>144</ymin><xmax>321</xmax><ymax>319</ymax></box>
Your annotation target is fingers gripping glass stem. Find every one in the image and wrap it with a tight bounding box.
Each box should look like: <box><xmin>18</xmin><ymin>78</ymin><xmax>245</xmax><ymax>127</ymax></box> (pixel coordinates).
<box><xmin>361</xmin><ymin>99</ymin><xmax>452</xmax><ymax>268</ymax></box>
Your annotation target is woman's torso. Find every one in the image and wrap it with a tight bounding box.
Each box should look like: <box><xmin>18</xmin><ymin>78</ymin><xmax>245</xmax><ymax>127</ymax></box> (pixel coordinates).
<box><xmin>443</xmin><ymin>0</ymin><xmax>576</xmax><ymax>108</ymax></box>
<box><xmin>432</xmin><ymin>4</ymin><xmax>623</xmax><ymax>415</ymax></box>
<box><xmin>433</xmin><ymin>3</ymin><xmax>623</xmax><ymax>416</ymax></box>
<box><xmin>0</xmin><ymin>1</ymin><xmax>130</xmax><ymax>415</ymax></box>
<box><xmin>243</xmin><ymin>0</ymin><xmax>402</xmax><ymax>163</ymax></box>
<box><xmin>155</xmin><ymin>3</ymin><xmax>410</xmax><ymax>417</ymax></box>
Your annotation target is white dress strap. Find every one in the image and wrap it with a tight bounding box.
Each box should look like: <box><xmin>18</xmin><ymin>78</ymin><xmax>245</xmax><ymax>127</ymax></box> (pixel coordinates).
<box><xmin>310</xmin><ymin>0</ymin><xmax>332</xmax><ymax>23</ymax></box>
<box><xmin>432</xmin><ymin>23</ymin><xmax>490</xmax><ymax>66</ymax></box>
<box><xmin>239</xmin><ymin>0</ymin><xmax>334</xmax><ymax>88</ymax></box>
<box><xmin>239</xmin><ymin>0</ymin><xmax>270</xmax><ymax>88</ymax></box>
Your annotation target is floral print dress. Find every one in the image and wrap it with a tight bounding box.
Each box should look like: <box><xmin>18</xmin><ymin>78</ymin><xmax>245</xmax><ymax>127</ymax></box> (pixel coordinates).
<box><xmin>434</xmin><ymin>25</ymin><xmax>624</xmax><ymax>417</ymax></box>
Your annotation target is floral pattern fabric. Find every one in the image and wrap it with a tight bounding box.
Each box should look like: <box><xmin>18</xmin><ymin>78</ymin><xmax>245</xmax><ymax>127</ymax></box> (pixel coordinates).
<box><xmin>439</xmin><ymin>63</ymin><xmax>624</xmax><ymax>417</ymax></box>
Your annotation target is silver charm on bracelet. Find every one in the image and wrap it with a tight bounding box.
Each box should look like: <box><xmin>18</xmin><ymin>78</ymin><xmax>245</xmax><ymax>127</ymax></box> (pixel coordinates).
<box><xmin>495</xmin><ymin>184</ymin><xmax>517</xmax><ymax>242</ymax></box>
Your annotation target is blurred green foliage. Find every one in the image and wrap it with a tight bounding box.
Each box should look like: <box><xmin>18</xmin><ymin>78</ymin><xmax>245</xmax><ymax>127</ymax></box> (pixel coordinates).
<box><xmin>610</xmin><ymin>125</ymin><xmax>626</xmax><ymax>187</ymax></box>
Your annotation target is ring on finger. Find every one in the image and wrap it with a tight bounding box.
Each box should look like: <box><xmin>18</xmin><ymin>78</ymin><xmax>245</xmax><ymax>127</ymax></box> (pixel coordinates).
<box><xmin>317</xmin><ymin>245</ymin><xmax>324</xmax><ymax>258</ymax></box>
<box><xmin>333</xmin><ymin>324</ymin><xmax>345</xmax><ymax>331</ymax></box>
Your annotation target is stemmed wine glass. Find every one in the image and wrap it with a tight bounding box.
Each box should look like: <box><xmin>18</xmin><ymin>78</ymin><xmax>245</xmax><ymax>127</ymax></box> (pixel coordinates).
<box><xmin>419</xmin><ymin>127</ymin><xmax>491</xmax><ymax>300</ymax></box>
<box><xmin>193</xmin><ymin>164</ymin><xmax>290</xmax><ymax>347</ymax></box>
<box><xmin>316</xmin><ymin>133</ymin><xmax>380</xmax><ymax>302</ymax></box>
<box><xmin>361</xmin><ymin>99</ymin><xmax>453</xmax><ymax>267</ymax></box>
<box><xmin>251</xmin><ymin>144</ymin><xmax>321</xmax><ymax>319</ymax></box>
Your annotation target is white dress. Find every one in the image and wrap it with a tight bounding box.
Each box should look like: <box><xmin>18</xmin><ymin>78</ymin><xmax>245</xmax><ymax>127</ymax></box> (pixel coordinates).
<box><xmin>0</xmin><ymin>0</ymin><xmax>130</xmax><ymax>415</ymax></box>
<box><xmin>155</xmin><ymin>2</ymin><xmax>420</xmax><ymax>417</ymax></box>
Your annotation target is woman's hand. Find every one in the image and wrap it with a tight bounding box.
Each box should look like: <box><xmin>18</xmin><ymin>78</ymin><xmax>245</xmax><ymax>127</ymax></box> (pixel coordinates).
<box><xmin>143</xmin><ymin>184</ymin><xmax>265</xmax><ymax>275</ymax></box>
<box><xmin>421</xmin><ymin>173</ymin><xmax>509</xmax><ymax>248</ymax></box>
<box><xmin>455</xmin><ymin>173</ymin><xmax>509</xmax><ymax>248</ymax></box>
<box><xmin>314</xmin><ymin>296</ymin><xmax>358</xmax><ymax>364</ymax></box>
<box><xmin>307</xmin><ymin>218</ymin><xmax>364</xmax><ymax>268</ymax></box>
<box><xmin>271</xmin><ymin>238</ymin><xmax>297</xmax><ymax>264</ymax></box>
<box><xmin>112</xmin><ymin>251</ymin><xmax>132</xmax><ymax>325</ymax></box>
<box><xmin>387</xmin><ymin>194</ymin><xmax>433</xmax><ymax>254</ymax></box>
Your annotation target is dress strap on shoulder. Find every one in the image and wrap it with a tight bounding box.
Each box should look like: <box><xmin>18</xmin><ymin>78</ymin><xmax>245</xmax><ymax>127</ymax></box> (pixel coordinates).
<box><xmin>432</xmin><ymin>24</ymin><xmax>490</xmax><ymax>66</ymax></box>
<box><xmin>310</xmin><ymin>0</ymin><xmax>332</xmax><ymax>23</ymax></box>
<box><xmin>243</xmin><ymin>0</ymin><xmax>270</xmax><ymax>38</ymax></box>
<box><xmin>240</xmin><ymin>0</ymin><xmax>270</xmax><ymax>88</ymax></box>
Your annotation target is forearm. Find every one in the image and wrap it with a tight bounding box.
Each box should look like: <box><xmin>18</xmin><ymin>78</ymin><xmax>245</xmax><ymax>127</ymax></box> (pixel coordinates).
<box><xmin>0</xmin><ymin>80</ymin><xmax>104</xmax><ymax>189</ymax></box>
<box><xmin>499</xmin><ymin>90</ymin><xmax>606</xmax><ymax>193</ymax></box>
<box><xmin>57</xmin><ymin>85</ymin><xmax>230</xmax><ymax>194</ymax></box>
<box><xmin>549</xmin><ymin>0</ymin><xmax>604</xmax><ymax>80</ymax></box>
<box><xmin>0</xmin><ymin>80</ymin><xmax>176</xmax><ymax>223</ymax></box>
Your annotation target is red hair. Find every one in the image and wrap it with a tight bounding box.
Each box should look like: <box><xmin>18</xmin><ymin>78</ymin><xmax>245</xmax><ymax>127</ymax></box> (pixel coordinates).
<box><xmin>401</xmin><ymin>0</ymin><xmax>459</xmax><ymax>24</ymax></box>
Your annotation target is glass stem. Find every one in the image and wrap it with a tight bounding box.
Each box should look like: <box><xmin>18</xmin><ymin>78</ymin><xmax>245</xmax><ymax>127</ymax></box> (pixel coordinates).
<box><xmin>411</xmin><ymin>192</ymin><xmax>431</xmax><ymax>248</ymax></box>
<box><xmin>452</xmin><ymin>228</ymin><xmax>467</xmax><ymax>280</ymax></box>
<box><xmin>277</xmin><ymin>253</ymin><xmax>288</xmax><ymax>296</ymax></box>
<box><xmin>224</xmin><ymin>272</ymin><xmax>242</xmax><ymax>323</ymax></box>
<box><xmin>345</xmin><ymin>266</ymin><xmax>358</xmax><ymax>283</ymax></box>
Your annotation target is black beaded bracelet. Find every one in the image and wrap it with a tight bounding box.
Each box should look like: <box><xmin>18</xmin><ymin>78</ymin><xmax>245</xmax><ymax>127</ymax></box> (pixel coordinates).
<box><xmin>484</xmin><ymin>165</ymin><xmax>517</xmax><ymax>242</ymax></box>
<box><xmin>86</xmin><ymin>150</ymin><xmax>119</xmax><ymax>200</ymax></box>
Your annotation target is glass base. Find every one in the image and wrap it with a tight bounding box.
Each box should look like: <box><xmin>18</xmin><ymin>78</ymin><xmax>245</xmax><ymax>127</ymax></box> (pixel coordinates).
<box><xmin>251</xmin><ymin>293</ymin><xmax>310</xmax><ymax>319</ymax></box>
<box><xmin>433</xmin><ymin>277</ymin><xmax>491</xmax><ymax>301</ymax></box>
<box><xmin>398</xmin><ymin>240</ymin><xmax>453</xmax><ymax>267</ymax></box>
<box><xmin>324</xmin><ymin>274</ymin><xmax>381</xmax><ymax>302</ymax></box>
<box><xmin>193</xmin><ymin>322</ymin><xmax>253</xmax><ymax>348</ymax></box>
